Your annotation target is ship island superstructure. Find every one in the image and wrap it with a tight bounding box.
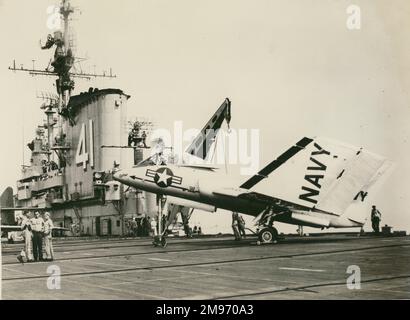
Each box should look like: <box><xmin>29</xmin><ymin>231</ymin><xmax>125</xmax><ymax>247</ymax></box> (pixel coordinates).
<box><xmin>8</xmin><ymin>0</ymin><xmax>157</xmax><ymax>236</ymax></box>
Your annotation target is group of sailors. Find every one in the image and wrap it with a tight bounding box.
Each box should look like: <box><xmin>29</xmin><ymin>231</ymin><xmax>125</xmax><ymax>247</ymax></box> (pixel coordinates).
<box><xmin>41</xmin><ymin>159</ymin><xmax>59</xmax><ymax>173</ymax></box>
<box><xmin>132</xmin><ymin>210</ymin><xmax>247</xmax><ymax>241</ymax></box>
<box><xmin>39</xmin><ymin>160</ymin><xmax>62</xmax><ymax>181</ymax></box>
<box><xmin>127</xmin><ymin>214</ymin><xmax>207</xmax><ymax>240</ymax></box>
<box><xmin>16</xmin><ymin>211</ymin><xmax>54</xmax><ymax>263</ymax></box>
<box><xmin>128</xmin><ymin>125</ymin><xmax>148</xmax><ymax>148</ymax></box>
<box><xmin>127</xmin><ymin>215</ymin><xmax>193</xmax><ymax>238</ymax></box>
<box><xmin>128</xmin><ymin>215</ymin><xmax>151</xmax><ymax>237</ymax></box>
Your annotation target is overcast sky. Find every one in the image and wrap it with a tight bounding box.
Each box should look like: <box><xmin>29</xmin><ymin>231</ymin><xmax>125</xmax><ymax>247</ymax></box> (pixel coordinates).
<box><xmin>0</xmin><ymin>0</ymin><xmax>409</xmax><ymax>233</ymax></box>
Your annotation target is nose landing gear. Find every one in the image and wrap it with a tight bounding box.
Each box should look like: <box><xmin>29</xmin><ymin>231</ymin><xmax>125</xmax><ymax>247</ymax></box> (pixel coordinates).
<box><xmin>153</xmin><ymin>235</ymin><xmax>167</xmax><ymax>247</ymax></box>
<box><xmin>152</xmin><ymin>194</ymin><xmax>168</xmax><ymax>248</ymax></box>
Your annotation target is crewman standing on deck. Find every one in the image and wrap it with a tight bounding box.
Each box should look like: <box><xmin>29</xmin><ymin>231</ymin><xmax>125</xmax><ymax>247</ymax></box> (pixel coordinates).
<box><xmin>232</xmin><ymin>211</ymin><xmax>241</xmax><ymax>241</ymax></box>
<box><xmin>43</xmin><ymin>212</ymin><xmax>54</xmax><ymax>261</ymax></box>
<box><xmin>17</xmin><ymin>211</ymin><xmax>34</xmax><ymax>263</ymax></box>
<box><xmin>238</xmin><ymin>213</ymin><xmax>246</xmax><ymax>238</ymax></box>
<box><xmin>31</xmin><ymin>211</ymin><xmax>45</xmax><ymax>262</ymax></box>
<box><xmin>371</xmin><ymin>205</ymin><xmax>382</xmax><ymax>234</ymax></box>
<box><xmin>150</xmin><ymin>216</ymin><xmax>158</xmax><ymax>237</ymax></box>
<box><xmin>130</xmin><ymin>217</ymin><xmax>138</xmax><ymax>237</ymax></box>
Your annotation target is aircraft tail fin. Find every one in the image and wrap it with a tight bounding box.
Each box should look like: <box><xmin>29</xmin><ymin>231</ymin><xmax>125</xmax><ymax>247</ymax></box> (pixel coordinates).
<box><xmin>1</xmin><ymin>187</ymin><xmax>15</xmax><ymax>225</ymax></box>
<box><xmin>240</xmin><ymin>137</ymin><xmax>393</xmax><ymax>217</ymax></box>
<box><xmin>185</xmin><ymin>98</ymin><xmax>231</xmax><ymax>161</ymax></box>
<box><xmin>136</xmin><ymin>98</ymin><xmax>231</xmax><ymax>167</ymax></box>
<box><xmin>339</xmin><ymin>159</ymin><xmax>395</xmax><ymax>225</ymax></box>
<box><xmin>1</xmin><ymin>187</ymin><xmax>14</xmax><ymax>208</ymax></box>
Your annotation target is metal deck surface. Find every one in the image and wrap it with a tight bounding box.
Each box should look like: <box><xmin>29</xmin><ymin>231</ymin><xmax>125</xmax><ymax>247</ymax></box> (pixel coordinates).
<box><xmin>1</xmin><ymin>234</ymin><xmax>410</xmax><ymax>299</ymax></box>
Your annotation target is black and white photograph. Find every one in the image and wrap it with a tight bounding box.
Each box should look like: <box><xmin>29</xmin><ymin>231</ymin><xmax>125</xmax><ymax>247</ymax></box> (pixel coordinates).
<box><xmin>0</xmin><ymin>0</ymin><xmax>409</xmax><ymax>304</ymax></box>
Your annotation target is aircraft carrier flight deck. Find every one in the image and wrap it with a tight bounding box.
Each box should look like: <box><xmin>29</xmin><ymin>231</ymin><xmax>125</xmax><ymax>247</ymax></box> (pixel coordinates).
<box><xmin>2</xmin><ymin>234</ymin><xmax>409</xmax><ymax>300</ymax></box>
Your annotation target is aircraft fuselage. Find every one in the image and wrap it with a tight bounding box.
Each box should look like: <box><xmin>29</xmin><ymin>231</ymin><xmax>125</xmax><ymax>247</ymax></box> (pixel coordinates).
<box><xmin>113</xmin><ymin>165</ymin><xmax>363</xmax><ymax>229</ymax></box>
<box><xmin>114</xmin><ymin>165</ymin><xmax>265</xmax><ymax>215</ymax></box>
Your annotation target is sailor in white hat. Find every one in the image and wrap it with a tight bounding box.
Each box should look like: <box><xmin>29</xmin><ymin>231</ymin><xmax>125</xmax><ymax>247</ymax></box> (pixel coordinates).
<box><xmin>43</xmin><ymin>212</ymin><xmax>54</xmax><ymax>261</ymax></box>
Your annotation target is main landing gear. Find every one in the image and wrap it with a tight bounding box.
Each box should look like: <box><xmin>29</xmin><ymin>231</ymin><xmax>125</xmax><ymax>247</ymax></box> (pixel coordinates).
<box><xmin>246</xmin><ymin>225</ymin><xmax>279</xmax><ymax>245</ymax></box>
<box><xmin>256</xmin><ymin>226</ymin><xmax>278</xmax><ymax>245</ymax></box>
<box><xmin>253</xmin><ymin>206</ymin><xmax>281</xmax><ymax>245</ymax></box>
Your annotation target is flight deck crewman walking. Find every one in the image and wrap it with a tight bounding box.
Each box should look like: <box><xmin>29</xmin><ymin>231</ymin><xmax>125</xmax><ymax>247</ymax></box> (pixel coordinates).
<box><xmin>238</xmin><ymin>213</ymin><xmax>246</xmax><ymax>238</ymax></box>
<box><xmin>43</xmin><ymin>212</ymin><xmax>54</xmax><ymax>261</ymax></box>
<box><xmin>371</xmin><ymin>205</ymin><xmax>382</xmax><ymax>234</ymax></box>
<box><xmin>31</xmin><ymin>211</ymin><xmax>45</xmax><ymax>262</ymax></box>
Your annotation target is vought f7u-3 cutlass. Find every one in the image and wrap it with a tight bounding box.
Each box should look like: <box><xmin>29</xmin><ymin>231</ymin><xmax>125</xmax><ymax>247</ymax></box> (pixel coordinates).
<box><xmin>113</xmin><ymin>99</ymin><xmax>393</xmax><ymax>244</ymax></box>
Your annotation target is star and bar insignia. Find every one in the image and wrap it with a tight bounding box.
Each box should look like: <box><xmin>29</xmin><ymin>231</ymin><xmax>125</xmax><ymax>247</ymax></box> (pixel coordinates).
<box><xmin>146</xmin><ymin>167</ymin><xmax>183</xmax><ymax>188</ymax></box>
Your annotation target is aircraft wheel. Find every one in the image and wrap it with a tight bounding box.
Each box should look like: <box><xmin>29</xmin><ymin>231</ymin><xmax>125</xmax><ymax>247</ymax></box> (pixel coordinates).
<box><xmin>258</xmin><ymin>227</ymin><xmax>278</xmax><ymax>244</ymax></box>
<box><xmin>152</xmin><ymin>236</ymin><xmax>160</xmax><ymax>247</ymax></box>
<box><xmin>161</xmin><ymin>237</ymin><xmax>167</xmax><ymax>248</ymax></box>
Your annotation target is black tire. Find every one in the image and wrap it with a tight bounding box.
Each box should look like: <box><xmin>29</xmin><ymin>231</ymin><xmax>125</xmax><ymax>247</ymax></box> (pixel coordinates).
<box><xmin>161</xmin><ymin>236</ymin><xmax>167</xmax><ymax>248</ymax></box>
<box><xmin>152</xmin><ymin>236</ymin><xmax>160</xmax><ymax>247</ymax></box>
<box><xmin>258</xmin><ymin>227</ymin><xmax>278</xmax><ymax>244</ymax></box>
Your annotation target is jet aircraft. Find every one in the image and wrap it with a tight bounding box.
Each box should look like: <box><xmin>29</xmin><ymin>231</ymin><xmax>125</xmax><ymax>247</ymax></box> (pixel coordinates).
<box><xmin>113</xmin><ymin>99</ymin><xmax>393</xmax><ymax>245</ymax></box>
